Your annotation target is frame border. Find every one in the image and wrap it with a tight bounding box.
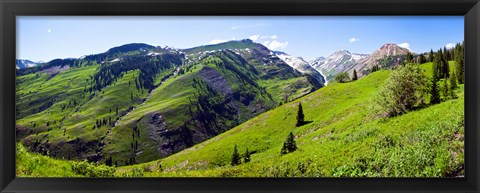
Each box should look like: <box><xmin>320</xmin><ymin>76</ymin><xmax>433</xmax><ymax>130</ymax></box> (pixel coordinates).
<box><xmin>1</xmin><ymin>0</ymin><xmax>479</xmax><ymax>192</ymax></box>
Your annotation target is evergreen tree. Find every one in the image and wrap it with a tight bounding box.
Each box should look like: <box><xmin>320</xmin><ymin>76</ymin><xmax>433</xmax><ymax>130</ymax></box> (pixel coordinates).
<box><xmin>371</xmin><ymin>65</ymin><xmax>380</xmax><ymax>73</ymax></box>
<box><xmin>243</xmin><ymin>148</ymin><xmax>251</xmax><ymax>163</ymax></box>
<box><xmin>281</xmin><ymin>132</ymin><xmax>297</xmax><ymax>155</ymax></box>
<box><xmin>450</xmin><ymin>71</ymin><xmax>458</xmax><ymax>91</ymax></box>
<box><xmin>443</xmin><ymin>47</ymin><xmax>449</xmax><ymax>61</ymax></box>
<box><xmin>455</xmin><ymin>42</ymin><xmax>465</xmax><ymax>84</ymax></box>
<box><xmin>430</xmin><ymin>78</ymin><xmax>441</xmax><ymax>105</ymax></box>
<box><xmin>428</xmin><ymin>49</ymin><xmax>434</xmax><ymax>62</ymax></box>
<box><xmin>418</xmin><ymin>54</ymin><xmax>426</xmax><ymax>64</ymax></box>
<box><xmin>296</xmin><ymin>102</ymin><xmax>305</xmax><ymax>127</ymax></box>
<box><xmin>449</xmin><ymin>77</ymin><xmax>457</xmax><ymax>99</ymax></box>
<box><xmin>231</xmin><ymin>145</ymin><xmax>241</xmax><ymax>166</ymax></box>
<box><xmin>352</xmin><ymin>69</ymin><xmax>358</xmax><ymax>81</ymax></box>
<box><xmin>433</xmin><ymin>51</ymin><xmax>443</xmax><ymax>80</ymax></box>
<box><xmin>442</xmin><ymin>78</ymin><xmax>449</xmax><ymax>101</ymax></box>
<box><xmin>441</xmin><ymin>56</ymin><xmax>450</xmax><ymax>79</ymax></box>
<box><xmin>406</xmin><ymin>52</ymin><xmax>413</xmax><ymax>64</ymax></box>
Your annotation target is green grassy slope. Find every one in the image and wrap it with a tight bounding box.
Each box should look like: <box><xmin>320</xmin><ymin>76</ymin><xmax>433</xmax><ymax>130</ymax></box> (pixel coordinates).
<box><xmin>16</xmin><ymin>42</ymin><xmax>322</xmax><ymax>166</ymax></box>
<box><xmin>102</xmin><ymin>52</ymin><xmax>279</xmax><ymax>165</ymax></box>
<box><xmin>121</xmin><ymin>62</ymin><xmax>464</xmax><ymax>177</ymax></box>
<box><xmin>16</xmin><ymin>64</ymin><xmax>151</xmax><ymax>160</ymax></box>
<box><xmin>17</xmin><ymin>61</ymin><xmax>464</xmax><ymax>177</ymax></box>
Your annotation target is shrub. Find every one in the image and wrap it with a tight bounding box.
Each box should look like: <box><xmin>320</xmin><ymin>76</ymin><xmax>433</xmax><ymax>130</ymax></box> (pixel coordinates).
<box><xmin>373</xmin><ymin>64</ymin><xmax>428</xmax><ymax>117</ymax></box>
<box><xmin>71</xmin><ymin>160</ymin><xmax>115</xmax><ymax>177</ymax></box>
<box><xmin>334</xmin><ymin>72</ymin><xmax>350</xmax><ymax>83</ymax></box>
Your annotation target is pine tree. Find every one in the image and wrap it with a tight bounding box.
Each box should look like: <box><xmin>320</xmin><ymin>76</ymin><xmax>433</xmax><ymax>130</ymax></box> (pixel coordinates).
<box><xmin>449</xmin><ymin>77</ymin><xmax>457</xmax><ymax>99</ymax></box>
<box><xmin>406</xmin><ymin>52</ymin><xmax>413</xmax><ymax>64</ymax></box>
<box><xmin>418</xmin><ymin>54</ymin><xmax>426</xmax><ymax>64</ymax></box>
<box><xmin>281</xmin><ymin>132</ymin><xmax>297</xmax><ymax>155</ymax></box>
<box><xmin>231</xmin><ymin>145</ymin><xmax>241</xmax><ymax>166</ymax></box>
<box><xmin>441</xmin><ymin>57</ymin><xmax>449</xmax><ymax>79</ymax></box>
<box><xmin>296</xmin><ymin>102</ymin><xmax>305</xmax><ymax>127</ymax></box>
<box><xmin>450</xmin><ymin>71</ymin><xmax>458</xmax><ymax>90</ymax></box>
<box><xmin>442</xmin><ymin>78</ymin><xmax>449</xmax><ymax>101</ymax></box>
<box><xmin>443</xmin><ymin>47</ymin><xmax>449</xmax><ymax>61</ymax></box>
<box><xmin>455</xmin><ymin>42</ymin><xmax>465</xmax><ymax>84</ymax></box>
<box><xmin>430</xmin><ymin>78</ymin><xmax>441</xmax><ymax>105</ymax></box>
<box><xmin>352</xmin><ymin>69</ymin><xmax>358</xmax><ymax>81</ymax></box>
<box><xmin>428</xmin><ymin>49</ymin><xmax>434</xmax><ymax>62</ymax></box>
<box><xmin>243</xmin><ymin>148</ymin><xmax>251</xmax><ymax>163</ymax></box>
<box><xmin>371</xmin><ymin>65</ymin><xmax>380</xmax><ymax>73</ymax></box>
<box><xmin>433</xmin><ymin>51</ymin><xmax>443</xmax><ymax>80</ymax></box>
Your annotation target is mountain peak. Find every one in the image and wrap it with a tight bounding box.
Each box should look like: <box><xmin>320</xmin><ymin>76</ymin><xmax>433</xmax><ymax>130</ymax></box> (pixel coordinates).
<box><xmin>333</xmin><ymin>49</ymin><xmax>351</xmax><ymax>55</ymax></box>
<box><xmin>380</xmin><ymin>43</ymin><xmax>399</xmax><ymax>49</ymax></box>
<box><xmin>374</xmin><ymin>43</ymin><xmax>410</xmax><ymax>57</ymax></box>
<box><xmin>107</xmin><ymin>43</ymin><xmax>155</xmax><ymax>54</ymax></box>
<box><xmin>183</xmin><ymin>39</ymin><xmax>258</xmax><ymax>54</ymax></box>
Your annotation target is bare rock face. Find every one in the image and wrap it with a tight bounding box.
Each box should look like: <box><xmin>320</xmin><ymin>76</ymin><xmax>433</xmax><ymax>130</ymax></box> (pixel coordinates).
<box><xmin>310</xmin><ymin>50</ymin><xmax>368</xmax><ymax>82</ymax></box>
<box><xmin>348</xmin><ymin>43</ymin><xmax>410</xmax><ymax>77</ymax></box>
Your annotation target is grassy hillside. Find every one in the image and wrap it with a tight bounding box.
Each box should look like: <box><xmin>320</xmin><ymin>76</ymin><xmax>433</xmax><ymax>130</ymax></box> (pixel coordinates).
<box><xmin>16</xmin><ymin>41</ymin><xmax>324</xmax><ymax>166</ymax></box>
<box><xmin>17</xmin><ymin>61</ymin><xmax>464</xmax><ymax>177</ymax></box>
<box><xmin>102</xmin><ymin>52</ymin><xmax>279</xmax><ymax>165</ymax></box>
<box><xmin>117</xmin><ymin>62</ymin><xmax>464</xmax><ymax>177</ymax></box>
<box><xmin>16</xmin><ymin>64</ymin><xmax>151</xmax><ymax>161</ymax></box>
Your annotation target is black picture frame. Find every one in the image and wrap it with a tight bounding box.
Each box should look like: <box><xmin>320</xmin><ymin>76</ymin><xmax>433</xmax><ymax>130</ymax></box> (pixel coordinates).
<box><xmin>1</xmin><ymin>0</ymin><xmax>479</xmax><ymax>192</ymax></box>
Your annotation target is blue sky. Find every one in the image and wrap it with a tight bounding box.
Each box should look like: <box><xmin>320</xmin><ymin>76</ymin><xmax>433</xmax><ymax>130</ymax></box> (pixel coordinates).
<box><xmin>17</xmin><ymin>16</ymin><xmax>463</xmax><ymax>62</ymax></box>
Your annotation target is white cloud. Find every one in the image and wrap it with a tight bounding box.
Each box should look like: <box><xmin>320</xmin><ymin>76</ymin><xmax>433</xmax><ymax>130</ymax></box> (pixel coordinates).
<box><xmin>445</xmin><ymin>43</ymin><xmax>455</xmax><ymax>49</ymax></box>
<box><xmin>249</xmin><ymin>35</ymin><xmax>260</xmax><ymax>41</ymax></box>
<box><xmin>47</xmin><ymin>29</ymin><xmax>52</xmax><ymax>33</ymax></box>
<box><xmin>208</xmin><ymin>39</ymin><xmax>228</xmax><ymax>44</ymax></box>
<box><xmin>249</xmin><ymin>35</ymin><xmax>278</xmax><ymax>42</ymax></box>
<box><xmin>398</xmin><ymin>42</ymin><xmax>411</xmax><ymax>51</ymax></box>
<box><xmin>349</xmin><ymin>37</ymin><xmax>359</xmax><ymax>43</ymax></box>
<box><xmin>263</xmin><ymin>40</ymin><xmax>289</xmax><ymax>50</ymax></box>
<box><xmin>208</xmin><ymin>38</ymin><xmax>236</xmax><ymax>44</ymax></box>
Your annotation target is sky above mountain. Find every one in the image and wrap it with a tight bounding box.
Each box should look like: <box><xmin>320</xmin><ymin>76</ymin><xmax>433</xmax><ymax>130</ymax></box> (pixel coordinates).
<box><xmin>17</xmin><ymin>16</ymin><xmax>463</xmax><ymax>62</ymax></box>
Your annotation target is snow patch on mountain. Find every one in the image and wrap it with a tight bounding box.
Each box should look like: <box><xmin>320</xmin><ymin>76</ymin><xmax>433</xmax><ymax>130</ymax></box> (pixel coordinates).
<box><xmin>273</xmin><ymin>51</ymin><xmax>326</xmax><ymax>85</ymax></box>
<box><xmin>16</xmin><ymin>59</ymin><xmax>41</xmax><ymax>69</ymax></box>
<box><xmin>309</xmin><ymin>50</ymin><xmax>368</xmax><ymax>81</ymax></box>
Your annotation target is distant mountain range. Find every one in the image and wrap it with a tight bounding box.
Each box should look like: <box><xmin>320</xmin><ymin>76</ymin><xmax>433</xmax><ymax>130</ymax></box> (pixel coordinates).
<box><xmin>310</xmin><ymin>43</ymin><xmax>411</xmax><ymax>81</ymax></box>
<box><xmin>309</xmin><ymin>50</ymin><xmax>368</xmax><ymax>82</ymax></box>
<box><xmin>18</xmin><ymin>41</ymin><xmax>412</xmax><ymax>85</ymax></box>
<box><xmin>273</xmin><ymin>51</ymin><xmax>325</xmax><ymax>84</ymax></box>
<box><xmin>16</xmin><ymin>59</ymin><xmax>42</xmax><ymax>69</ymax></box>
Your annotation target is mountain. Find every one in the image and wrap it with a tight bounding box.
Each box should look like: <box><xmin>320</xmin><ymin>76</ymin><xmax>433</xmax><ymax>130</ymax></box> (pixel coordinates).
<box><xmin>183</xmin><ymin>39</ymin><xmax>257</xmax><ymax>54</ymax></box>
<box><xmin>309</xmin><ymin>50</ymin><xmax>368</xmax><ymax>82</ymax></box>
<box><xmin>346</xmin><ymin>43</ymin><xmax>410</xmax><ymax>77</ymax></box>
<box><xmin>183</xmin><ymin>39</ymin><xmax>325</xmax><ymax>101</ymax></box>
<box><xmin>273</xmin><ymin>51</ymin><xmax>326</xmax><ymax>85</ymax></box>
<box><xmin>15</xmin><ymin>40</ymin><xmax>323</xmax><ymax>166</ymax></box>
<box><xmin>117</xmin><ymin>62</ymin><xmax>463</xmax><ymax>177</ymax></box>
<box><xmin>310</xmin><ymin>44</ymin><xmax>410</xmax><ymax>81</ymax></box>
<box><xmin>16</xmin><ymin>59</ymin><xmax>42</xmax><ymax>69</ymax></box>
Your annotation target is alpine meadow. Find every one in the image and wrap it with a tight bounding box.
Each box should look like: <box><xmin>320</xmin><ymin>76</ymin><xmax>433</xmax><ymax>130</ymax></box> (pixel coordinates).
<box><xmin>16</xmin><ymin>16</ymin><xmax>464</xmax><ymax>177</ymax></box>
